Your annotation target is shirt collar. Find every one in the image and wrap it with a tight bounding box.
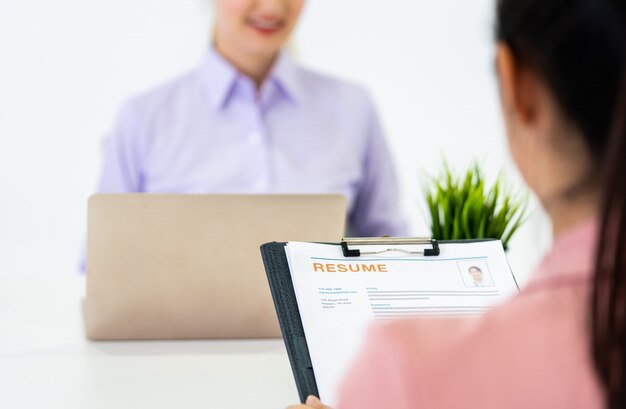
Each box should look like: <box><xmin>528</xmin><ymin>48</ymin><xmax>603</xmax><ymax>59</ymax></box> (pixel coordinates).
<box><xmin>197</xmin><ymin>47</ymin><xmax>239</xmax><ymax>110</ymax></box>
<box><xmin>267</xmin><ymin>51</ymin><xmax>304</xmax><ymax>104</ymax></box>
<box><xmin>533</xmin><ymin>218</ymin><xmax>598</xmax><ymax>279</ymax></box>
<box><xmin>197</xmin><ymin>47</ymin><xmax>303</xmax><ymax>109</ymax></box>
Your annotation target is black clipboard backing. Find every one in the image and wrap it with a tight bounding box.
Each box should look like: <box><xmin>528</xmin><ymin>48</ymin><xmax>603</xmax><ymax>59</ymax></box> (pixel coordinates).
<box><xmin>260</xmin><ymin>239</ymin><xmax>506</xmax><ymax>402</ymax></box>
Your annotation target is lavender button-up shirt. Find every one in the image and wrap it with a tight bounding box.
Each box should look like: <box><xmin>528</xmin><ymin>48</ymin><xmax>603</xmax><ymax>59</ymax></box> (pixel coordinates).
<box><xmin>97</xmin><ymin>48</ymin><xmax>408</xmax><ymax>236</ymax></box>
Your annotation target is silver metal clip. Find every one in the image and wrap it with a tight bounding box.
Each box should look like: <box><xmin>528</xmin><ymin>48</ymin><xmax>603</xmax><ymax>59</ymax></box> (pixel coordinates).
<box><xmin>340</xmin><ymin>236</ymin><xmax>440</xmax><ymax>258</ymax></box>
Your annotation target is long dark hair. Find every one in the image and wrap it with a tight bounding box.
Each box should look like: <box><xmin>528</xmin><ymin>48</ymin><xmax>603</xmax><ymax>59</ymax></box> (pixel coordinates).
<box><xmin>496</xmin><ymin>0</ymin><xmax>626</xmax><ymax>406</ymax></box>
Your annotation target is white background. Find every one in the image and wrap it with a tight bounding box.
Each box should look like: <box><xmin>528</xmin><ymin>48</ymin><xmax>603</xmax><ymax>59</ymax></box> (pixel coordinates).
<box><xmin>0</xmin><ymin>0</ymin><xmax>552</xmax><ymax>281</ymax></box>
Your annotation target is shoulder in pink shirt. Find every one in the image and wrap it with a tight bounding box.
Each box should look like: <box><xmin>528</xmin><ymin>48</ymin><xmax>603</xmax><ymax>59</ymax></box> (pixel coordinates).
<box><xmin>338</xmin><ymin>220</ymin><xmax>604</xmax><ymax>409</ymax></box>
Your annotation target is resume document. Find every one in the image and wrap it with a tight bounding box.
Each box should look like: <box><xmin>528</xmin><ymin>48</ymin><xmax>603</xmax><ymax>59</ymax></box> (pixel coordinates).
<box><xmin>285</xmin><ymin>241</ymin><xmax>519</xmax><ymax>406</ymax></box>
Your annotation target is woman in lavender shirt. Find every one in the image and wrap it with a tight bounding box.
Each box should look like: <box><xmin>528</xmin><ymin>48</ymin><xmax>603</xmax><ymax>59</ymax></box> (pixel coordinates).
<box><xmin>96</xmin><ymin>0</ymin><xmax>407</xmax><ymax>237</ymax></box>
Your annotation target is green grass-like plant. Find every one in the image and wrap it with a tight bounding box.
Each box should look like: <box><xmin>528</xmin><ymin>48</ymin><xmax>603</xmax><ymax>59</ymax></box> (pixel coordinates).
<box><xmin>424</xmin><ymin>162</ymin><xmax>528</xmax><ymax>249</ymax></box>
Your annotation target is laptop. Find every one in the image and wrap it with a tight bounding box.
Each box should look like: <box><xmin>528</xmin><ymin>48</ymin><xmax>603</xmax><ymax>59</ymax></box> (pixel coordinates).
<box><xmin>84</xmin><ymin>194</ymin><xmax>347</xmax><ymax>340</ymax></box>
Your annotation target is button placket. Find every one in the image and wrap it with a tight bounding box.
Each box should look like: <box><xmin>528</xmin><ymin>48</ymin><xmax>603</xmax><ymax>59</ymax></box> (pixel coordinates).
<box><xmin>247</xmin><ymin>130</ymin><xmax>262</xmax><ymax>146</ymax></box>
<box><xmin>250</xmin><ymin>104</ymin><xmax>271</xmax><ymax>192</ymax></box>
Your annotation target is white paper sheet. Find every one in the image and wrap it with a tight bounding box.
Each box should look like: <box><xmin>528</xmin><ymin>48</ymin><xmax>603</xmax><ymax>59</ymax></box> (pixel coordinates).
<box><xmin>285</xmin><ymin>240</ymin><xmax>519</xmax><ymax>406</ymax></box>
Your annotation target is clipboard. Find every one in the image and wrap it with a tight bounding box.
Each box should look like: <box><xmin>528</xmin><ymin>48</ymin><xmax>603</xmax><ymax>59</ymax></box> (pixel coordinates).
<box><xmin>260</xmin><ymin>237</ymin><xmax>502</xmax><ymax>403</ymax></box>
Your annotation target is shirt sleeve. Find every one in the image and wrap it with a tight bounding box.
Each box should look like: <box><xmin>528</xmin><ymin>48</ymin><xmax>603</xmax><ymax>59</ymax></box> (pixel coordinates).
<box><xmin>349</xmin><ymin>95</ymin><xmax>409</xmax><ymax>237</ymax></box>
<box><xmin>96</xmin><ymin>101</ymin><xmax>145</xmax><ymax>193</ymax></box>
<box><xmin>79</xmin><ymin>102</ymin><xmax>144</xmax><ymax>272</ymax></box>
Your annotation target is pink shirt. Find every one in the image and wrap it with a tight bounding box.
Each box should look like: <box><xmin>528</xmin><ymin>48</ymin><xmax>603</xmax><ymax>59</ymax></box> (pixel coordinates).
<box><xmin>338</xmin><ymin>220</ymin><xmax>604</xmax><ymax>408</ymax></box>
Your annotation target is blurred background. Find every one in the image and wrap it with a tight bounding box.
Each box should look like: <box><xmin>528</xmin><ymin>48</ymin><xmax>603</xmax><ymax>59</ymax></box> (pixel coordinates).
<box><xmin>0</xmin><ymin>0</ymin><xmax>551</xmax><ymax>281</ymax></box>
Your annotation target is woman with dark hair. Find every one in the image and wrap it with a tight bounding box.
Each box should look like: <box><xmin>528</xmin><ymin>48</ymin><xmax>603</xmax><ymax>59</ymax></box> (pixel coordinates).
<box><xmin>287</xmin><ymin>0</ymin><xmax>626</xmax><ymax>407</ymax></box>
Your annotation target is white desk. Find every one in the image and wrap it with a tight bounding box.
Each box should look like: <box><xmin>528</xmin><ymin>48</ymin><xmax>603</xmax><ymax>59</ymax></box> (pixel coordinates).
<box><xmin>0</xmin><ymin>277</ymin><xmax>299</xmax><ymax>409</ymax></box>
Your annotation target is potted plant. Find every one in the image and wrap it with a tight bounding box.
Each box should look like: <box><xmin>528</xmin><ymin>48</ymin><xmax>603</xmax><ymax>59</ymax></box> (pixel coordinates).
<box><xmin>423</xmin><ymin>162</ymin><xmax>528</xmax><ymax>249</ymax></box>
